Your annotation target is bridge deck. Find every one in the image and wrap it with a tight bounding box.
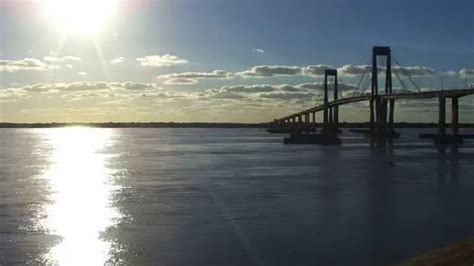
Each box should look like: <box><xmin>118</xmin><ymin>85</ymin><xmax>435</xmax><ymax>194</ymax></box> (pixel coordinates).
<box><xmin>276</xmin><ymin>88</ymin><xmax>474</xmax><ymax>122</ymax></box>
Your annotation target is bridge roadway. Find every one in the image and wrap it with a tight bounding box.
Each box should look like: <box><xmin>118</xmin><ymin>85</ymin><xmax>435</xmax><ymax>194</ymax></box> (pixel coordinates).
<box><xmin>275</xmin><ymin>88</ymin><xmax>474</xmax><ymax>122</ymax></box>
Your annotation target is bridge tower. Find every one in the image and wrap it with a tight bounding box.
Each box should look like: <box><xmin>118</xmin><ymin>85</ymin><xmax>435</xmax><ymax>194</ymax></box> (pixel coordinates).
<box><xmin>371</xmin><ymin>46</ymin><xmax>395</xmax><ymax>135</ymax></box>
<box><xmin>323</xmin><ymin>69</ymin><xmax>339</xmax><ymax>133</ymax></box>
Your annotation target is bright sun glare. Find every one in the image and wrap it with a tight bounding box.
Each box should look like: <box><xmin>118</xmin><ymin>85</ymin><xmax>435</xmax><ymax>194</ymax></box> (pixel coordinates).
<box><xmin>43</xmin><ymin>0</ymin><xmax>119</xmax><ymax>36</ymax></box>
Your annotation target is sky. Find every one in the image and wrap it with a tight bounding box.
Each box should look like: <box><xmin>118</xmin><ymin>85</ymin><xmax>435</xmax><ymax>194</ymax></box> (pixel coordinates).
<box><xmin>0</xmin><ymin>0</ymin><xmax>473</xmax><ymax>123</ymax></box>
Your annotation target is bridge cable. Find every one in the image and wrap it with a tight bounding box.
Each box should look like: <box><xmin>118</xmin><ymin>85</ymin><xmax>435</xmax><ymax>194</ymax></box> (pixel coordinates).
<box><xmin>392</xmin><ymin>55</ymin><xmax>422</xmax><ymax>92</ymax></box>
<box><xmin>392</xmin><ymin>69</ymin><xmax>409</xmax><ymax>93</ymax></box>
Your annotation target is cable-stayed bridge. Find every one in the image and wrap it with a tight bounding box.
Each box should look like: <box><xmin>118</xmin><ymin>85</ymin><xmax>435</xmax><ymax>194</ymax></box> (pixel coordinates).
<box><xmin>270</xmin><ymin>46</ymin><xmax>474</xmax><ymax>144</ymax></box>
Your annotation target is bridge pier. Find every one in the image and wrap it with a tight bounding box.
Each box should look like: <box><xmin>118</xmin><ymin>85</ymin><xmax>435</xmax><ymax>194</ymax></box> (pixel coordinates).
<box><xmin>432</xmin><ymin>95</ymin><xmax>463</xmax><ymax>144</ymax></box>
<box><xmin>452</xmin><ymin>96</ymin><xmax>459</xmax><ymax>136</ymax></box>
<box><xmin>306</xmin><ymin>113</ymin><xmax>310</xmax><ymax>131</ymax></box>
<box><xmin>370</xmin><ymin>97</ymin><xmax>375</xmax><ymax>132</ymax></box>
<box><xmin>389</xmin><ymin>99</ymin><xmax>395</xmax><ymax>132</ymax></box>
<box><xmin>439</xmin><ymin>96</ymin><xmax>446</xmax><ymax>136</ymax></box>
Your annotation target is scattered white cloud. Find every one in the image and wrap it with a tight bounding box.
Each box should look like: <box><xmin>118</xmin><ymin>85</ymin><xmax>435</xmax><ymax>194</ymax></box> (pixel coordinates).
<box><xmin>337</xmin><ymin>64</ymin><xmax>374</xmax><ymax>76</ymax></box>
<box><xmin>393</xmin><ymin>66</ymin><xmax>437</xmax><ymax>77</ymax></box>
<box><xmin>0</xmin><ymin>58</ymin><xmax>60</xmax><ymax>72</ymax></box>
<box><xmin>337</xmin><ymin>64</ymin><xmax>439</xmax><ymax>77</ymax></box>
<box><xmin>2</xmin><ymin>78</ymin><xmax>473</xmax><ymax>123</ymax></box>
<box><xmin>43</xmin><ymin>56</ymin><xmax>81</xmax><ymax>63</ymax></box>
<box><xmin>137</xmin><ymin>54</ymin><xmax>188</xmax><ymax>67</ymax></box>
<box><xmin>199</xmin><ymin>82</ymin><xmax>358</xmax><ymax>102</ymax></box>
<box><xmin>252</xmin><ymin>48</ymin><xmax>265</xmax><ymax>53</ymax></box>
<box><xmin>238</xmin><ymin>65</ymin><xmax>302</xmax><ymax>77</ymax></box>
<box><xmin>19</xmin><ymin>82</ymin><xmax>161</xmax><ymax>93</ymax></box>
<box><xmin>163</xmin><ymin>78</ymin><xmax>199</xmax><ymax>85</ymax></box>
<box><xmin>77</xmin><ymin>72</ymin><xmax>88</xmax><ymax>76</ymax></box>
<box><xmin>302</xmin><ymin>65</ymin><xmax>334</xmax><ymax>76</ymax></box>
<box><xmin>158</xmin><ymin>70</ymin><xmax>233</xmax><ymax>80</ymax></box>
<box><xmin>460</xmin><ymin>69</ymin><xmax>474</xmax><ymax>78</ymax></box>
<box><xmin>110</xmin><ymin>57</ymin><xmax>126</xmax><ymax>64</ymax></box>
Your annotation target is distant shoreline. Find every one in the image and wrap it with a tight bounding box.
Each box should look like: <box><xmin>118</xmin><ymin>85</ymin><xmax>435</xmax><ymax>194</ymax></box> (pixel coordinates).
<box><xmin>1</xmin><ymin>122</ymin><xmax>474</xmax><ymax>129</ymax></box>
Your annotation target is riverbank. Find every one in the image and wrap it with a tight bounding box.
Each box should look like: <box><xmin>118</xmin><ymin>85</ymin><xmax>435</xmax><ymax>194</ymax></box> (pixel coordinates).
<box><xmin>400</xmin><ymin>239</ymin><xmax>474</xmax><ymax>266</ymax></box>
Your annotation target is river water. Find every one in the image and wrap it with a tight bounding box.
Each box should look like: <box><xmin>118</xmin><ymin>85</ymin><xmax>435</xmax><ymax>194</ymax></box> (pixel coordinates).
<box><xmin>0</xmin><ymin>127</ymin><xmax>473</xmax><ymax>265</ymax></box>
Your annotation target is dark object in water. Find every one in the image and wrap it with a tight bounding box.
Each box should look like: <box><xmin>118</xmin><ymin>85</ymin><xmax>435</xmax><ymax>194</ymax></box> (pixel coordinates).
<box><xmin>368</xmin><ymin>130</ymin><xmax>400</xmax><ymax>139</ymax></box>
<box><xmin>267</xmin><ymin>128</ymin><xmax>318</xmax><ymax>134</ymax></box>
<box><xmin>350</xmin><ymin>129</ymin><xmax>371</xmax><ymax>134</ymax></box>
<box><xmin>420</xmin><ymin>133</ymin><xmax>474</xmax><ymax>140</ymax></box>
<box><xmin>321</xmin><ymin>127</ymin><xmax>342</xmax><ymax>135</ymax></box>
<box><xmin>284</xmin><ymin>133</ymin><xmax>341</xmax><ymax>145</ymax></box>
<box><xmin>351</xmin><ymin>129</ymin><xmax>400</xmax><ymax>139</ymax></box>
<box><xmin>420</xmin><ymin>133</ymin><xmax>468</xmax><ymax>144</ymax></box>
<box><xmin>434</xmin><ymin>135</ymin><xmax>464</xmax><ymax>144</ymax></box>
<box><xmin>266</xmin><ymin>128</ymin><xmax>290</xmax><ymax>133</ymax></box>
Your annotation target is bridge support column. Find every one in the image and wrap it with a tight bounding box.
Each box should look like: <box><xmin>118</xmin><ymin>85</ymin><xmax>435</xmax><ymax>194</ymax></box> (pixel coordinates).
<box><xmin>389</xmin><ymin>99</ymin><xmax>395</xmax><ymax>131</ymax></box>
<box><xmin>333</xmin><ymin>73</ymin><xmax>339</xmax><ymax>126</ymax></box>
<box><xmin>433</xmin><ymin>95</ymin><xmax>462</xmax><ymax>144</ymax></box>
<box><xmin>329</xmin><ymin>108</ymin><xmax>333</xmax><ymax>124</ymax></box>
<box><xmin>452</xmin><ymin>97</ymin><xmax>459</xmax><ymax>136</ymax></box>
<box><xmin>438</xmin><ymin>96</ymin><xmax>446</xmax><ymax>136</ymax></box>
<box><xmin>312</xmin><ymin>112</ymin><xmax>316</xmax><ymax>129</ymax></box>
<box><xmin>306</xmin><ymin>113</ymin><xmax>311</xmax><ymax>129</ymax></box>
<box><xmin>323</xmin><ymin>74</ymin><xmax>329</xmax><ymax>129</ymax></box>
<box><xmin>370</xmin><ymin>97</ymin><xmax>375</xmax><ymax>132</ymax></box>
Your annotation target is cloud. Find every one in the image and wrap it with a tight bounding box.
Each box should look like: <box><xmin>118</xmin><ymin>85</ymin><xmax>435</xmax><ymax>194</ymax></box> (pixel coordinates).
<box><xmin>393</xmin><ymin>66</ymin><xmax>437</xmax><ymax>77</ymax></box>
<box><xmin>198</xmin><ymin>82</ymin><xmax>358</xmax><ymax>103</ymax></box>
<box><xmin>219</xmin><ymin>85</ymin><xmax>276</xmax><ymax>93</ymax></box>
<box><xmin>43</xmin><ymin>56</ymin><xmax>81</xmax><ymax>63</ymax></box>
<box><xmin>0</xmin><ymin>58</ymin><xmax>60</xmax><ymax>72</ymax></box>
<box><xmin>110</xmin><ymin>57</ymin><xmax>125</xmax><ymax>64</ymax></box>
<box><xmin>238</xmin><ymin>65</ymin><xmax>302</xmax><ymax>77</ymax></box>
<box><xmin>20</xmin><ymin>82</ymin><xmax>160</xmax><ymax>93</ymax></box>
<box><xmin>137</xmin><ymin>55</ymin><xmax>188</xmax><ymax>67</ymax></box>
<box><xmin>337</xmin><ymin>64</ymin><xmax>374</xmax><ymax>76</ymax></box>
<box><xmin>157</xmin><ymin>70</ymin><xmax>233</xmax><ymax>80</ymax></box>
<box><xmin>443</xmin><ymin>70</ymin><xmax>457</xmax><ymax>77</ymax></box>
<box><xmin>77</xmin><ymin>72</ymin><xmax>88</xmax><ymax>76</ymax></box>
<box><xmin>252</xmin><ymin>48</ymin><xmax>265</xmax><ymax>53</ymax></box>
<box><xmin>259</xmin><ymin>91</ymin><xmax>319</xmax><ymax>100</ymax></box>
<box><xmin>460</xmin><ymin>69</ymin><xmax>474</xmax><ymax>78</ymax></box>
<box><xmin>295</xmin><ymin>82</ymin><xmax>358</xmax><ymax>91</ymax></box>
<box><xmin>337</xmin><ymin>64</ymin><xmax>438</xmax><ymax>77</ymax></box>
<box><xmin>302</xmin><ymin>65</ymin><xmax>334</xmax><ymax>76</ymax></box>
<box><xmin>163</xmin><ymin>78</ymin><xmax>199</xmax><ymax>85</ymax></box>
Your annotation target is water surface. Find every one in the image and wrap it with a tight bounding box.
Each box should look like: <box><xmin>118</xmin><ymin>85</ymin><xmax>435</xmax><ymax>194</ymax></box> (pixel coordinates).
<box><xmin>1</xmin><ymin>128</ymin><xmax>473</xmax><ymax>265</ymax></box>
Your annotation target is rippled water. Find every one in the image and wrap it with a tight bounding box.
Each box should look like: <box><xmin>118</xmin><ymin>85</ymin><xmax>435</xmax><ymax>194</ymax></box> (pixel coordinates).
<box><xmin>0</xmin><ymin>127</ymin><xmax>473</xmax><ymax>265</ymax></box>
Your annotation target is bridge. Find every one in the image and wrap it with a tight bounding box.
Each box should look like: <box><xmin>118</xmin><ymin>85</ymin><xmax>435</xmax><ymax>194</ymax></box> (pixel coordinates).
<box><xmin>270</xmin><ymin>46</ymin><xmax>474</xmax><ymax>144</ymax></box>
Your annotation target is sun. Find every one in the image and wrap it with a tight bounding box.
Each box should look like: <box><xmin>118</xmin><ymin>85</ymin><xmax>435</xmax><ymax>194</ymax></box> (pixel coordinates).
<box><xmin>43</xmin><ymin>0</ymin><xmax>119</xmax><ymax>36</ymax></box>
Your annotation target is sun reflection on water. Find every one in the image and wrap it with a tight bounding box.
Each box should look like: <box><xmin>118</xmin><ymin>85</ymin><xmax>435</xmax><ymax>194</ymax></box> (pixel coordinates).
<box><xmin>38</xmin><ymin>127</ymin><xmax>121</xmax><ymax>265</ymax></box>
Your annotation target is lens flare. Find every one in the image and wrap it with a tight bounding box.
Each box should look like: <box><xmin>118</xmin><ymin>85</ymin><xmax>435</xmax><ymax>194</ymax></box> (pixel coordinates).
<box><xmin>43</xmin><ymin>0</ymin><xmax>119</xmax><ymax>36</ymax></box>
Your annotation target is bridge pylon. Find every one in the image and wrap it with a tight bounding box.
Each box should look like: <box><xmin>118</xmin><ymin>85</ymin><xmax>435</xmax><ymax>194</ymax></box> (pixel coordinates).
<box><xmin>323</xmin><ymin>69</ymin><xmax>340</xmax><ymax>134</ymax></box>
<box><xmin>370</xmin><ymin>46</ymin><xmax>398</xmax><ymax>138</ymax></box>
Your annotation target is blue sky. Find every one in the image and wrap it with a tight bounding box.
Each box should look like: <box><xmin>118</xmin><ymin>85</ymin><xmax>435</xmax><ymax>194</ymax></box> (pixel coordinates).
<box><xmin>0</xmin><ymin>0</ymin><xmax>473</xmax><ymax>122</ymax></box>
